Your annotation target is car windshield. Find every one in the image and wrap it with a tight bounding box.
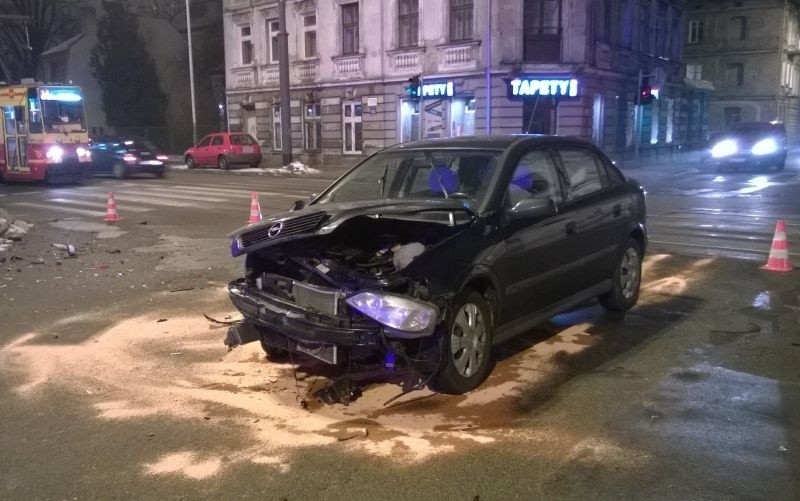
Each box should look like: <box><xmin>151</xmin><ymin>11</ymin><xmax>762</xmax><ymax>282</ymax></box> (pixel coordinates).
<box><xmin>730</xmin><ymin>123</ymin><xmax>781</xmax><ymax>137</ymax></box>
<box><xmin>317</xmin><ymin>149</ymin><xmax>503</xmax><ymax>206</ymax></box>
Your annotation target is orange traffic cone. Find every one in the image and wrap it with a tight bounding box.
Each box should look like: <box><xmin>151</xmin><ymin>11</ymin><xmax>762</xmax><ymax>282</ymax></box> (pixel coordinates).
<box><xmin>761</xmin><ymin>220</ymin><xmax>792</xmax><ymax>272</ymax></box>
<box><xmin>104</xmin><ymin>192</ymin><xmax>121</xmax><ymax>223</ymax></box>
<box><xmin>248</xmin><ymin>192</ymin><xmax>262</xmax><ymax>223</ymax></box>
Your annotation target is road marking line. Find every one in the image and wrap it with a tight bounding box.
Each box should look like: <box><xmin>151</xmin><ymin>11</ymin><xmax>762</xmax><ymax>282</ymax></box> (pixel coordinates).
<box><xmin>71</xmin><ymin>192</ymin><xmax>194</xmax><ymax>207</ymax></box>
<box><xmin>107</xmin><ymin>189</ymin><xmax>228</xmax><ymax>203</ymax></box>
<box><xmin>13</xmin><ymin>202</ymin><xmax>105</xmax><ymax>217</ymax></box>
<box><xmin>649</xmin><ymin>239</ymin><xmax>800</xmax><ymax>257</ymax></box>
<box><xmin>46</xmin><ymin>198</ymin><xmax>152</xmax><ymax>212</ymax></box>
<box><xmin>170</xmin><ymin>184</ymin><xmax>305</xmax><ymax>198</ymax></box>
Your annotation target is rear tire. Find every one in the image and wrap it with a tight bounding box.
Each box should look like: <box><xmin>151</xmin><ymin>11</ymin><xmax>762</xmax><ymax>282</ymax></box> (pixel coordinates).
<box><xmin>599</xmin><ymin>238</ymin><xmax>643</xmax><ymax>312</ymax></box>
<box><xmin>430</xmin><ymin>289</ymin><xmax>494</xmax><ymax>395</ymax></box>
<box><xmin>218</xmin><ymin>155</ymin><xmax>229</xmax><ymax>170</ymax></box>
<box><xmin>185</xmin><ymin>155</ymin><xmax>195</xmax><ymax>169</ymax></box>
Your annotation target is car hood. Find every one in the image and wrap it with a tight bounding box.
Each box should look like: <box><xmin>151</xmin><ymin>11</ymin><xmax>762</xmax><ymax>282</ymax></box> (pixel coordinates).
<box><xmin>230</xmin><ymin>198</ymin><xmax>476</xmax><ymax>255</ymax></box>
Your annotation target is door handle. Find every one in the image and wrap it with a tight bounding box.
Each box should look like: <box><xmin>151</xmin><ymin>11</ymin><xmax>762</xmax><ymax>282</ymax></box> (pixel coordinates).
<box><xmin>612</xmin><ymin>204</ymin><xmax>622</xmax><ymax>217</ymax></box>
<box><xmin>565</xmin><ymin>221</ymin><xmax>577</xmax><ymax>234</ymax></box>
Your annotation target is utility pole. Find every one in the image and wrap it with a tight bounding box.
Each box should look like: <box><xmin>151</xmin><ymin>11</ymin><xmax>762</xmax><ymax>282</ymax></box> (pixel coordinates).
<box><xmin>278</xmin><ymin>0</ymin><xmax>292</xmax><ymax>165</ymax></box>
<box><xmin>485</xmin><ymin>0</ymin><xmax>492</xmax><ymax>134</ymax></box>
<box><xmin>185</xmin><ymin>0</ymin><xmax>198</xmax><ymax>145</ymax></box>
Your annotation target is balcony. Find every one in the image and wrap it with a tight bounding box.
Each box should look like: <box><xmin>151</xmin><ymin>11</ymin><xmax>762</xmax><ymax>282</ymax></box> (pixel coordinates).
<box><xmin>230</xmin><ymin>66</ymin><xmax>256</xmax><ymax>89</ymax></box>
<box><xmin>523</xmin><ymin>27</ymin><xmax>562</xmax><ymax>64</ymax></box>
<box><xmin>387</xmin><ymin>47</ymin><xmax>424</xmax><ymax>75</ymax></box>
<box><xmin>259</xmin><ymin>65</ymin><xmax>279</xmax><ymax>87</ymax></box>
<box><xmin>436</xmin><ymin>41</ymin><xmax>480</xmax><ymax>71</ymax></box>
<box><xmin>332</xmin><ymin>53</ymin><xmax>365</xmax><ymax>80</ymax></box>
<box><xmin>293</xmin><ymin>59</ymin><xmax>320</xmax><ymax>82</ymax></box>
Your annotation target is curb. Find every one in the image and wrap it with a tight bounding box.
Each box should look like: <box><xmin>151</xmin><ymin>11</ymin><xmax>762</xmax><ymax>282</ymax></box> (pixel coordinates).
<box><xmin>0</xmin><ymin>207</ymin><xmax>11</xmax><ymax>238</ymax></box>
<box><xmin>164</xmin><ymin>163</ymin><xmax>347</xmax><ymax>181</ymax></box>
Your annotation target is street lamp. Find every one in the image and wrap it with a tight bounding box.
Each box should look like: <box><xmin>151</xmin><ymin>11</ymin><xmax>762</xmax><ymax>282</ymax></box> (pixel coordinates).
<box><xmin>185</xmin><ymin>0</ymin><xmax>198</xmax><ymax>146</ymax></box>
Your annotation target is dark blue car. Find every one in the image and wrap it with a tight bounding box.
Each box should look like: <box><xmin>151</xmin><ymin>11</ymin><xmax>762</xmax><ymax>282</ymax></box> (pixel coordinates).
<box><xmin>89</xmin><ymin>136</ymin><xmax>167</xmax><ymax>179</ymax></box>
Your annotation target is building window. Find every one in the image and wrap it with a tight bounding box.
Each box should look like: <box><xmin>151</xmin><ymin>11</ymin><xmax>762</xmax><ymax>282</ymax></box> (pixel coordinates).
<box><xmin>726</xmin><ymin>63</ymin><xmax>744</xmax><ymax>87</ymax></box>
<box><xmin>266</xmin><ymin>19</ymin><xmax>279</xmax><ymax>64</ymax></box>
<box><xmin>619</xmin><ymin>0</ymin><xmax>634</xmax><ymax>48</ymax></box>
<box><xmin>304</xmin><ymin>102</ymin><xmax>322</xmax><ymax>151</ymax></box>
<box><xmin>688</xmin><ymin>20</ymin><xmax>703</xmax><ymax>43</ymax></box>
<box><xmin>730</xmin><ymin>16</ymin><xmax>746</xmax><ymax>41</ymax></box>
<box><xmin>343</xmin><ymin>101</ymin><xmax>363</xmax><ymax>154</ymax></box>
<box><xmin>341</xmin><ymin>3</ymin><xmax>359</xmax><ymax>55</ymax></box>
<box><xmin>638</xmin><ymin>0</ymin><xmax>650</xmax><ymax>53</ymax></box>
<box><xmin>686</xmin><ymin>63</ymin><xmax>702</xmax><ymax>80</ymax></box>
<box><xmin>523</xmin><ymin>0</ymin><xmax>562</xmax><ymax>63</ymax></box>
<box><xmin>398</xmin><ymin>0</ymin><xmax>419</xmax><ymax>48</ymax></box>
<box><xmin>303</xmin><ymin>14</ymin><xmax>317</xmax><ymax>58</ymax></box>
<box><xmin>272</xmin><ymin>104</ymin><xmax>281</xmax><ymax>150</ymax></box>
<box><xmin>450</xmin><ymin>0</ymin><xmax>473</xmax><ymax>42</ymax></box>
<box><xmin>670</xmin><ymin>10</ymin><xmax>682</xmax><ymax>60</ymax></box>
<box><xmin>724</xmin><ymin>107</ymin><xmax>741</xmax><ymax>128</ymax></box>
<box><xmin>656</xmin><ymin>1</ymin><xmax>668</xmax><ymax>56</ymax></box>
<box><xmin>240</xmin><ymin>25</ymin><xmax>253</xmax><ymax>65</ymax></box>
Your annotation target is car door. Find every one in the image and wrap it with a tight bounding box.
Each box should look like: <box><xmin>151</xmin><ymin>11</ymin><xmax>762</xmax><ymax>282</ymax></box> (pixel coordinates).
<box><xmin>208</xmin><ymin>135</ymin><xmax>224</xmax><ymax>164</ymax></box>
<box><xmin>493</xmin><ymin>147</ymin><xmax>578</xmax><ymax>324</ymax></box>
<box><xmin>193</xmin><ymin>135</ymin><xmax>212</xmax><ymax>165</ymax></box>
<box><xmin>552</xmin><ymin>145</ymin><xmax>633</xmax><ymax>293</ymax></box>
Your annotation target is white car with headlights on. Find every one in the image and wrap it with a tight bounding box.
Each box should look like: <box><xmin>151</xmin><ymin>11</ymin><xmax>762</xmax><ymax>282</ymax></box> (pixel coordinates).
<box><xmin>710</xmin><ymin>121</ymin><xmax>787</xmax><ymax>171</ymax></box>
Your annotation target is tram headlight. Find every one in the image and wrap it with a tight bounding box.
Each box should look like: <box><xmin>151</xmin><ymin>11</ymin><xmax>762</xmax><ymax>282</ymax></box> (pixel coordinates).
<box><xmin>46</xmin><ymin>145</ymin><xmax>64</xmax><ymax>162</ymax></box>
<box><xmin>76</xmin><ymin>147</ymin><xmax>91</xmax><ymax>159</ymax></box>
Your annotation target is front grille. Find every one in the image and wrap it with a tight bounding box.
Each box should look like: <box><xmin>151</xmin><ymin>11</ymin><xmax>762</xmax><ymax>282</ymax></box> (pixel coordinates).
<box><xmin>292</xmin><ymin>281</ymin><xmax>340</xmax><ymax>315</ymax></box>
<box><xmin>240</xmin><ymin>211</ymin><xmax>326</xmax><ymax>249</ymax></box>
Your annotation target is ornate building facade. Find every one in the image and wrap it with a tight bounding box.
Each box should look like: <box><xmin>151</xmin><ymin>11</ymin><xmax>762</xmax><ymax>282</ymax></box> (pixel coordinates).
<box><xmin>223</xmin><ymin>0</ymin><xmax>710</xmax><ymax>168</ymax></box>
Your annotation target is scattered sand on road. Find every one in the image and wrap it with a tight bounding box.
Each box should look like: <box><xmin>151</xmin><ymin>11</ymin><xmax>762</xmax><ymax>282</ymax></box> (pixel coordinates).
<box><xmin>0</xmin><ymin>255</ymin><xmax>712</xmax><ymax>480</ymax></box>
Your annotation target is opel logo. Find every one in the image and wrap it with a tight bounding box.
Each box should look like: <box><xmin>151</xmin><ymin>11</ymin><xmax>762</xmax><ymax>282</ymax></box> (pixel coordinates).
<box><xmin>267</xmin><ymin>221</ymin><xmax>284</xmax><ymax>238</ymax></box>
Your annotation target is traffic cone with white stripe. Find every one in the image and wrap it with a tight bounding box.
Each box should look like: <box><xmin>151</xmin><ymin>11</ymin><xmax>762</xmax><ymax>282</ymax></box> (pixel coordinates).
<box><xmin>104</xmin><ymin>192</ymin><xmax>121</xmax><ymax>223</ymax></box>
<box><xmin>248</xmin><ymin>192</ymin><xmax>262</xmax><ymax>223</ymax></box>
<box><xmin>761</xmin><ymin>220</ymin><xmax>792</xmax><ymax>272</ymax></box>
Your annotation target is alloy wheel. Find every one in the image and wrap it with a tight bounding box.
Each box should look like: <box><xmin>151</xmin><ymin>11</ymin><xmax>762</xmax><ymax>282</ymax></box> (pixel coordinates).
<box><xmin>450</xmin><ymin>303</ymin><xmax>487</xmax><ymax>377</ymax></box>
<box><xmin>619</xmin><ymin>247</ymin><xmax>641</xmax><ymax>299</ymax></box>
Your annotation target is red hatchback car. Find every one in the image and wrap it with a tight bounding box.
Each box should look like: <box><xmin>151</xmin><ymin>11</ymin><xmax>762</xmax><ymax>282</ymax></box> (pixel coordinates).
<box><xmin>184</xmin><ymin>132</ymin><xmax>262</xmax><ymax>170</ymax></box>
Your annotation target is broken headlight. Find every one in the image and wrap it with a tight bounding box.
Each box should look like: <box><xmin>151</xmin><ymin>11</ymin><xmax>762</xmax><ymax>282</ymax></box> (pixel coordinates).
<box><xmin>346</xmin><ymin>292</ymin><xmax>437</xmax><ymax>337</ymax></box>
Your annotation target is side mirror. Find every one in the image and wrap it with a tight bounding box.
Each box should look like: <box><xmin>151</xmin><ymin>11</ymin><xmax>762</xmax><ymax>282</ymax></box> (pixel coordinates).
<box><xmin>508</xmin><ymin>197</ymin><xmax>557</xmax><ymax>220</ymax></box>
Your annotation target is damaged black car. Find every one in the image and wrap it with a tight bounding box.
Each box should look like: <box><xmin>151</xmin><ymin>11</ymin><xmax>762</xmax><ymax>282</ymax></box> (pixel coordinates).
<box><xmin>226</xmin><ymin>135</ymin><xmax>647</xmax><ymax>403</ymax></box>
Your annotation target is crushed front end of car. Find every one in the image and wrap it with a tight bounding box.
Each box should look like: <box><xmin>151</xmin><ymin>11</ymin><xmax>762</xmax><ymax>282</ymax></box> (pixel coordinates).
<box><xmin>225</xmin><ymin>201</ymin><xmax>474</xmax><ymax>405</ymax></box>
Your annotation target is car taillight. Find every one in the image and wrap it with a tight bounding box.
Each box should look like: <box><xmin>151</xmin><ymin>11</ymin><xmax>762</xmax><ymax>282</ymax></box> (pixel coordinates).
<box><xmin>123</xmin><ymin>153</ymin><xmax>138</xmax><ymax>163</ymax></box>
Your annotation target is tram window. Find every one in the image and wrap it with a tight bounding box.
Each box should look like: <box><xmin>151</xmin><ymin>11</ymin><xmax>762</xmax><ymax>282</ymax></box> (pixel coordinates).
<box><xmin>3</xmin><ymin>106</ymin><xmax>16</xmax><ymax>136</ymax></box>
<box><xmin>28</xmin><ymin>98</ymin><xmax>43</xmax><ymax>134</ymax></box>
<box><xmin>15</xmin><ymin>107</ymin><xmax>26</xmax><ymax>134</ymax></box>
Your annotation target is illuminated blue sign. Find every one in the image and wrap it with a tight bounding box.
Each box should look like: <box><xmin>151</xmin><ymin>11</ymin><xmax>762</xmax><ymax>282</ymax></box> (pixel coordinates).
<box><xmin>40</xmin><ymin>87</ymin><xmax>83</xmax><ymax>102</ymax></box>
<box><xmin>421</xmin><ymin>81</ymin><xmax>454</xmax><ymax>98</ymax></box>
<box><xmin>508</xmin><ymin>78</ymin><xmax>579</xmax><ymax>98</ymax></box>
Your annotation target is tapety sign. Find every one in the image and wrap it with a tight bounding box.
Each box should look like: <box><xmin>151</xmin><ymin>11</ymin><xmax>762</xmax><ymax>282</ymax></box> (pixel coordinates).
<box><xmin>421</xmin><ymin>81</ymin><xmax>454</xmax><ymax>98</ymax></box>
<box><xmin>506</xmin><ymin>78</ymin><xmax>579</xmax><ymax>99</ymax></box>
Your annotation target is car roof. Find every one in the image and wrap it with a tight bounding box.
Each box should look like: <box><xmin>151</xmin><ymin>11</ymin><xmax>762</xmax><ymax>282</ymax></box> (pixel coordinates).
<box><xmin>380</xmin><ymin>134</ymin><xmax>597</xmax><ymax>153</ymax></box>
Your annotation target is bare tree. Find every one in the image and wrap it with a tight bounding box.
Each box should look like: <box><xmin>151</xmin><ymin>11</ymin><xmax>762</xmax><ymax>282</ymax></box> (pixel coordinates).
<box><xmin>0</xmin><ymin>0</ymin><xmax>81</xmax><ymax>80</ymax></box>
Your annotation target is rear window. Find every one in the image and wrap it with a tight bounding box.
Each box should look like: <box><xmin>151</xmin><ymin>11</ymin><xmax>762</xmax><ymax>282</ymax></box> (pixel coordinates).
<box><xmin>230</xmin><ymin>134</ymin><xmax>256</xmax><ymax>146</ymax></box>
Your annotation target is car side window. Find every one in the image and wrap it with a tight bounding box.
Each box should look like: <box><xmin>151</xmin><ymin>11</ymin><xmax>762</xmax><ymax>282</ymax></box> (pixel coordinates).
<box><xmin>211</xmin><ymin>136</ymin><xmax>223</xmax><ymax>146</ymax></box>
<box><xmin>197</xmin><ymin>136</ymin><xmax>212</xmax><ymax>147</ymax></box>
<box><xmin>557</xmin><ymin>147</ymin><xmax>607</xmax><ymax>200</ymax></box>
<box><xmin>506</xmin><ymin>149</ymin><xmax>562</xmax><ymax>207</ymax></box>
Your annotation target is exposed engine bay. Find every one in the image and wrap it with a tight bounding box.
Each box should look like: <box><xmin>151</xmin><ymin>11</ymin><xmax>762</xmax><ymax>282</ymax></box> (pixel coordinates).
<box><xmin>227</xmin><ymin>214</ymin><xmax>470</xmax><ymax>405</ymax></box>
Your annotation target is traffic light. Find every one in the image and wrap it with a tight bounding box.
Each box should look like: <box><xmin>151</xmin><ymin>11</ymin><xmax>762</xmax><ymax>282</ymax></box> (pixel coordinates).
<box><xmin>639</xmin><ymin>78</ymin><xmax>655</xmax><ymax>105</ymax></box>
<box><xmin>405</xmin><ymin>75</ymin><xmax>421</xmax><ymax>98</ymax></box>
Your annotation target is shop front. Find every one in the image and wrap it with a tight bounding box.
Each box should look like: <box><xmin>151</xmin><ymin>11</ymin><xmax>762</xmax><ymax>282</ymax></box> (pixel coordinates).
<box><xmin>506</xmin><ymin>75</ymin><xmax>581</xmax><ymax>135</ymax></box>
<box><xmin>399</xmin><ymin>79</ymin><xmax>476</xmax><ymax>142</ymax></box>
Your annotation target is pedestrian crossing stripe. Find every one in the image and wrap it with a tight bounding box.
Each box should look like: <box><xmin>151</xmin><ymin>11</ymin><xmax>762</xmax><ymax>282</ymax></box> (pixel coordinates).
<box><xmin>13</xmin><ymin>202</ymin><xmax>106</xmax><ymax>217</ymax></box>
<box><xmin>46</xmin><ymin>198</ymin><xmax>152</xmax><ymax>213</ymax></box>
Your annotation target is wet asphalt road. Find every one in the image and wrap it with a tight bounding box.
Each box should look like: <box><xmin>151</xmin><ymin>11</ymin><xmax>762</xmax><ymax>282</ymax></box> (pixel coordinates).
<box><xmin>0</xmin><ymin>161</ymin><xmax>799</xmax><ymax>500</ymax></box>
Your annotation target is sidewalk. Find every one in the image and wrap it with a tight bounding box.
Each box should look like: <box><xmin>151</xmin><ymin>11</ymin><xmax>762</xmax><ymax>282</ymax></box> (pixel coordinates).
<box><xmin>166</xmin><ymin>155</ymin><xmax>350</xmax><ymax>180</ymax></box>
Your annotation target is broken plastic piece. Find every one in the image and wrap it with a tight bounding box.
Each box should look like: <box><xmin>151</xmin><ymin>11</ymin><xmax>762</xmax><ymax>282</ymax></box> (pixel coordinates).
<box><xmin>392</xmin><ymin>242</ymin><xmax>425</xmax><ymax>271</ymax></box>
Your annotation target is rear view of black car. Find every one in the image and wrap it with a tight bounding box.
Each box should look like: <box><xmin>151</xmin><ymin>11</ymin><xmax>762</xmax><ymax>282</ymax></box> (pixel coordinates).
<box><xmin>89</xmin><ymin>137</ymin><xmax>168</xmax><ymax>179</ymax></box>
<box><xmin>225</xmin><ymin>135</ymin><xmax>647</xmax><ymax>404</ymax></box>
<box><xmin>710</xmin><ymin>121</ymin><xmax>787</xmax><ymax>171</ymax></box>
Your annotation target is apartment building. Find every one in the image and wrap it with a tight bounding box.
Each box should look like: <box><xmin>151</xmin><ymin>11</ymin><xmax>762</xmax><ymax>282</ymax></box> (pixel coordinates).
<box><xmin>223</xmin><ymin>0</ymin><xmax>709</xmax><ymax>168</ymax></box>
<box><xmin>684</xmin><ymin>0</ymin><xmax>800</xmax><ymax>138</ymax></box>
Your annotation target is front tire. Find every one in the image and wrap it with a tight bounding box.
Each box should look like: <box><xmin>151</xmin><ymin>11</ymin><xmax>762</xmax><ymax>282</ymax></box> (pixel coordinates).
<box><xmin>185</xmin><ymin>155</ymin><xmax>196</xmax><ymax>169</ymax></box>
<box><xmin>599</xmin><ymin>238</ymin><xmax>643</xmax><ymax>312</ymax></box>
<box><xmin>431</xmin><ymin>289</ymin><xmax>494</xmax><ymax>395</ymax></box>
<box><xmin>218</xmin><ymin>155</ymin><xmax>229</xmax><ymax>170</ymax></box>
